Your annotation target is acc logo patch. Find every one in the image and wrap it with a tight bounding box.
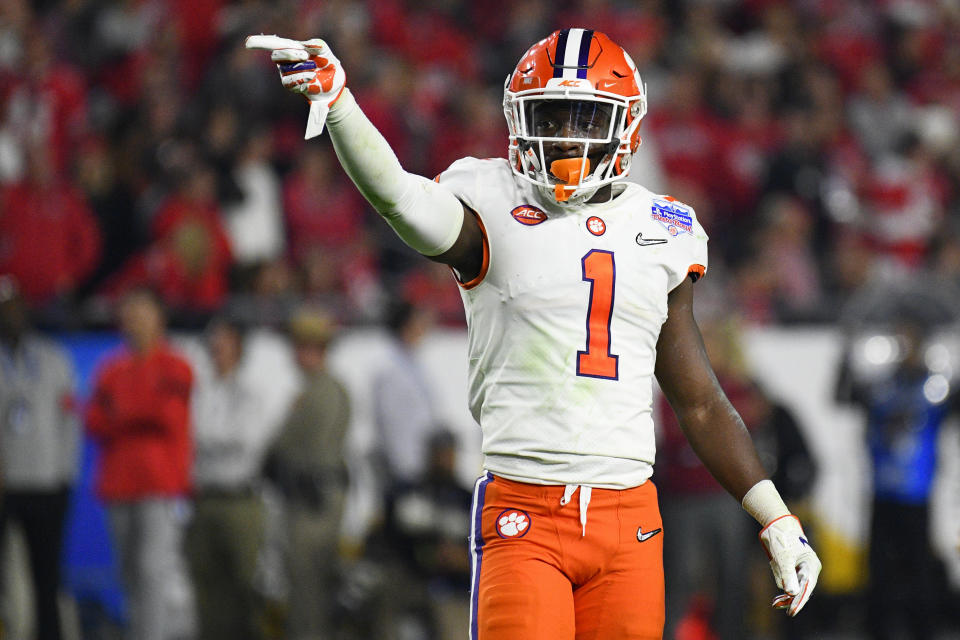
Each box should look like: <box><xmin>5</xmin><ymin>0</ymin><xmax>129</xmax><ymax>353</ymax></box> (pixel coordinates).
<box><xmin>496</xmin><ymin>509</ymin><xmax>531</xmax><ymax>538</ymax></box>
<box><xmin>511</xmin><ymin>204</ymin><xmax>548</xmax><ymax>226</ymax></box>
<box><xmin>651</xmin><ymin>197</ymin><xmax>694</xmax><ymax>237</ymax></box>
<box><xmin>586</xmin><ymin>216</ymin><xmax>606</xmax><ymax>236</ymax></box>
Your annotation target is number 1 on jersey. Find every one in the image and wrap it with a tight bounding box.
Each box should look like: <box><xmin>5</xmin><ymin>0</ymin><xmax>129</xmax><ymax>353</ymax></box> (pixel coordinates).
<box><xmin>577</xmin><ymin>250</ymin><xmax>619</xmax><ymax>380</ymax></box>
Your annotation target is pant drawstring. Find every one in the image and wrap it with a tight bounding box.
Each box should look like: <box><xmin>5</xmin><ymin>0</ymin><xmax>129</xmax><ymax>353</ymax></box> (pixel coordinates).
<box><xmin>560</xmin><ymin>484</ymin><xmax>592</xmax><ymax>537</ymax></box>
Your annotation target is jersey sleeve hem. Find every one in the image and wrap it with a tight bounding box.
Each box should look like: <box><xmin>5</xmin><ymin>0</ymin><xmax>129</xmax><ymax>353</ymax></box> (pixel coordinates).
<box><xmin>687</xmin><ymin>264</ymin><xmax>706</xmax><ymax>282</ymax></box>
<box><xmin>453</xmin><ymin>210</ymin><xmax>490</xmax><ymax>290</ymax></box>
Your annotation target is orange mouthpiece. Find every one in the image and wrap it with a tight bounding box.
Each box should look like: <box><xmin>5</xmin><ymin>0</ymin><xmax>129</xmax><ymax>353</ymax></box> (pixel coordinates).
<box><xmin>550</xmin><ymin>158</ymin><xmax>590</xmax><ymax>202</ymax></box>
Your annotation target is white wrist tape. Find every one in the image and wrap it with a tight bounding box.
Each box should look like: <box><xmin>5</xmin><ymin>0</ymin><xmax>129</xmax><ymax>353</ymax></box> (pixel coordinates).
<box><xmin>742</xmin><ymin>479</ymin><xmax>791</xmax><ymax>526</ymax></box>
<box><xmin>326</xmin><ymin>88</ymin><xmax>464</xmax><ymax>256</ymax></box>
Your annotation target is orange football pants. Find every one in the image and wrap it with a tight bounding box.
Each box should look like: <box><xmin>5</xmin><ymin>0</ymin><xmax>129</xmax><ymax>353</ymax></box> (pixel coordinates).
<box><xmin>469</xmin><ymin>473</ymin><xmax>665</xmax><ymax>640</ymax></box>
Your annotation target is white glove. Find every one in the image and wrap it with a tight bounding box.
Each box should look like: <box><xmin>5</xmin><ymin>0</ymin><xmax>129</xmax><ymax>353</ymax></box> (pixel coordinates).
<box><xmin>759</xmin><ymin>514</ymin><xmax>821</xmax><ymax>616</ymax></box>
<box><xmin>246</xmin><ymin>35</ymin><xmax>346</xmax><ymax>139</ymax></box>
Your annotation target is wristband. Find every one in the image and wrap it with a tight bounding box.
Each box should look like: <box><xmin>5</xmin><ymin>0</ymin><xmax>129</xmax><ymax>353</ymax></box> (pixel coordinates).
<box><xmin>742</xmin><ymin>479</ymin><xmax>791</xmax><ymax>526</ymax></box>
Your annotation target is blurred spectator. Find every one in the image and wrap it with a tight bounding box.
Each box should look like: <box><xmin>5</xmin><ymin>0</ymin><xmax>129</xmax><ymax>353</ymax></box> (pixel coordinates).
<box><xmin>282</xmin><ymin>143</ymin><xmax>367</xmax><ymax>263</ymax></box>
<box><xmin>715</xmin><ymin>75</ymin><xmax>783</xmax><ymax>217</ymax></box>
<box><xmin>0</xmin><ymin>144</ymin><xmax>101</xmax><ymax>311</ymax></box>
<box><xmin>929</xmin><ymin>223</ymin><xmax>960</xmax><ymax>283</ymax></box>
<box><xmin>186</xmin><ymin>316</ymin><xmax>280</xmax><ymax>640</ymax></box>
<box><xmin>85</xmin><ymin>288</ymin><xmax>194</xmax><ymax>640</ymax></box>
<box><xmin>228</xmin><ymin>258</ymin><xmax>303</xmax><ymax>329</ymax></box>
<box><xmin>858</xmin><ymin>133</ymin><xmax>948</xmax><ymax>272</ymax></box>
<box><xmin>734</xmin><ymin>195</ymin><xmax>824</xmax><ymax>323</ymax></box>
<box><xmin>168</xmin><ymin>0</ymin><xmax>224</xmax><ymax>91</ymax></box>
<box><xmin>0</xmin><ymin>0</ymin><xmax>958</xmax><ymax>336</ymax></box>
<box><xmin>282</xmin><ymin>139</ymin><xmax>384</xmax><ymax>322</ymax></box>
<box><xmin>81</xmin><ymin>0</ymin><xmax>166</xmax><ymax>107</ymax></box>
<box><xmin>262</xmin><ymin>306</ymin><xmax>350</xmax><ymax>640</ymax></box>
<box><xmin>201</xmin><ymin>103</ymin><xmax>245</xmax><ymax>208</ymax></box>
<box><xmin>908</xmin><ymin>36</ymin><xmax>960</xmax><ymax>110</ymax></box>
<box><xmin>726</xmin><ymin>250</ymin><xmax>780</xmax><ymax>326</ymax></box>
<box><xmin>299</xmin><ymin>238</ymin><xmax>384</xmax><ymax>324</ymax></box>
<box><xmin>373</xmin><ymin>300</ymin><xmax>440</xmax><ymax>490</ymax></box>
<box><xmin>826</xmin><ymin>229</ymin><xmax>880</xmax><ymax>300</ymax></box>
<box><xmin>428</xmin><ymin>84</ymin><xmax>505</xmax><ymax>177</ymax></box>
<box><xmin>103</xmin><ymin>165</ymin><xmax>233</xmax><ymax>318</ymax></box>
<box><xmin>200</xmin><ymin>33</ymin><xmax>281</xmax><ymax>123</ymax></box>
<box><xmin>643</xmin><ymin>67</ymin><xmax>727</xmax><ymax>222</ymax></box>
<box><xmin>0</xmin><ymin>23</ymin><xmax>88</xmax><ymax>179</ymax></box>
<box><xmin>351</xmin><ymin>56</ymin><xmax>418</xmax><ymax>172</ymax></box>
<box><xmin>369</xmin><ymin>0</ymin><xmax>479</xmax><ymax>83</ymax></box>
<box><xmin>836</xmin><ymin>312</ymin><xmax>960</xmax><ymax>640</ymax></box>
<box><xmin>74</xmin><ymin>137</ymin><xmax>144</xmax><ymax>295</ymax></box>
<box><xmin>656</xmin><ymin>316</ymin><xmax>772</xmax><ymax>640</ymax></box>
<box><xmin>0</xmin><ymin>276</ymin><xmax>80</xmax><ymax>640</ymax></box>
<box><xmin>223</xmin><ymin>127</ymin><xmax>287</xmax><ymax>284</ymax></box>
<box><xmin>400</xmin><ymin>262</ymin><xmax>465</xmax><ymax>328</ymax></box>
<box><xmin>364</xmin><ymin>429</ymin><xmax>472</xmax><ymax>640</ymax></box>
<box><xmin>847</xmin><ymin>61</ymin><xmax>916</xmax><ymax>161</ymax></box>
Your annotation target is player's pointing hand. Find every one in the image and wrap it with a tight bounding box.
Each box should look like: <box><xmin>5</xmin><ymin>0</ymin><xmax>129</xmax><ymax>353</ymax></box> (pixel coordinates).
<box><xmin>272</xmin><ymin>39</ymin><xmax>345</xmax><ymax>103</ymax></box>
<box><xmin>246</xmin><ymin>35</ymin><xmax>346</xmax><ymax>138</ymax></box>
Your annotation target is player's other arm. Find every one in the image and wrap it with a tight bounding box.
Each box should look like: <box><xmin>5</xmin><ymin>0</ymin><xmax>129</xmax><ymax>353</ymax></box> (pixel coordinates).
<box><xmin>655</xmin><ymin>277</ymin><xmax>821</xmax><ymax>616</ymax></box>
<box><xmin>654</xmin><ymin>278</ymin><xmax>766</xmax><ymax>500</ymax></box>
<box><xmin>263</xmin><ymin>37</ymin><xmax>484</xmax><ymax>281</ymax></box>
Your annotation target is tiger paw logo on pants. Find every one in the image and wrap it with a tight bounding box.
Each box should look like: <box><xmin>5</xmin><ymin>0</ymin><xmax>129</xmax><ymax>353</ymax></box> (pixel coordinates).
<box><xmin>496</xmin><ymin>509</ymin><xmax>531</xmax><ymax>538</ymax></box>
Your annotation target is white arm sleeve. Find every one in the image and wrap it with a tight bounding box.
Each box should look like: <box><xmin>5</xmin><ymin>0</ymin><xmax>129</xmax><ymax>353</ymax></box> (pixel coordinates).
<box><xmin>325</xmin><ymin>88</ymin><xmax>464</xmax><ymax>256</ymax></box>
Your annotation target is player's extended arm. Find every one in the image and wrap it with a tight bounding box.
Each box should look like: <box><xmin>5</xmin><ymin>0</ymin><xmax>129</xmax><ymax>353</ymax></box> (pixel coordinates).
<box><xmin>252</xmin><ymin>35</ymin><xmax>484</xmax><ymax>280</ymax></box>
<box><xmin>654</xmin><ymin>278</ymin><xmax>821</xmax><ymax>616</ymax></box>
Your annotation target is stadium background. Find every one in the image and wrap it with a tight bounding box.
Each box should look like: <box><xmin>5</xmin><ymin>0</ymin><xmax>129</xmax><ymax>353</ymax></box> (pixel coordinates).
<box><xmin>2</xmin><ymin>0</ymin><xmax>960</xmax><ymax>638</ymax></box>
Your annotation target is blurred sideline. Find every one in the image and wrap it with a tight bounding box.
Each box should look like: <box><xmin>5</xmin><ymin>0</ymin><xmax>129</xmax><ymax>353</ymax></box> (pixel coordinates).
<box><xmin>2</xmin><ymin>326</ymin><xmax>959</xmax><ymax>638</ymax></box>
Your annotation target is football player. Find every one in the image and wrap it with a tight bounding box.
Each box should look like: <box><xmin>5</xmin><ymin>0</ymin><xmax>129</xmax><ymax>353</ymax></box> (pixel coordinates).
<box><xmin>260</xmin><ymin>28</ymin><xmax>821</xmax><ymax>640</ymax></box>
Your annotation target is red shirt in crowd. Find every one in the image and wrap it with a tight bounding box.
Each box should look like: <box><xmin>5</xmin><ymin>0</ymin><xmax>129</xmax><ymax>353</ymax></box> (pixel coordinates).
<box><xmin>0</xmin><ymin>180</ymin><xmax>101</xmax><ymax>305</ymax></box>
<box><xmin>85</xmin><ymin>343</ymin><xmax>193</xmax><ymax>501</ymax></box>
<box><xmin>370</xmin><ymin>0</ymin><xmax>479</xmax><ymax>80</ymax></box>
<box><xmin>283</xmin><ymin>160</ymin><xmax>367</xmax><ymax>261</ymax></box>
<box><xmin>104</xmin><ymin>194</ymin><xmax>232</xmax><ymax>312</ymax></box>
<box><xmin>1</xmin><ymin>61</ymin><xmax>88</xmax><ymax>176</ymax></box>
<box><xmin>644</xmin><ymin>104</ymin><xmax>731</xmax><ymax>204</ymax></box>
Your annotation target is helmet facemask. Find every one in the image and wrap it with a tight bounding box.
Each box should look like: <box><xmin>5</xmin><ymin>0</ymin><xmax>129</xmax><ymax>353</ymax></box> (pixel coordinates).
<box><xmin>505</xmin><ymin>85</ymin><xmax>644</xmax><ymax>205</ymax></box>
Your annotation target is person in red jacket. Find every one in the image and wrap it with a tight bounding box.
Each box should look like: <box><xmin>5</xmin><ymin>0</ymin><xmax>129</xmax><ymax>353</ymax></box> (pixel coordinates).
<box><xmin>85</xmin><ymin>287</ymin><xmax>194</xmax><ymax>640</ymax></box>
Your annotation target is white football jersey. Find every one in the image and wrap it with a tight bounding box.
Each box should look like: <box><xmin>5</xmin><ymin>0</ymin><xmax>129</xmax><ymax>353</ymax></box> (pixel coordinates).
<box><xmin>437</xmin><ymin>157</ymin><xmax>708</xmax><ymax>489</ymax></box>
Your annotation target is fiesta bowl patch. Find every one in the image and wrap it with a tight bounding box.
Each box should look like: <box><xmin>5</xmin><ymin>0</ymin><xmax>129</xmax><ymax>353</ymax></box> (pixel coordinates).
<box><xmin>496</xmin><ymin>509</ymin><xmax>531</xmax><ymax>538</ymax></box>
<box><xmin>511</xmin><ymin>204</ymin><xmax>548</xmax><ymax>226</ymax></box>
<box><xmin>651</xmin><ymin>198</ymin><xmax>694</xmax><ymax>236</ymax></box>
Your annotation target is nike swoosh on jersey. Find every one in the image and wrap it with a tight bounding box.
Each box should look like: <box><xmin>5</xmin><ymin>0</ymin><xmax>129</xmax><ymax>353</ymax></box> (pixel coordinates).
<box><xmin>636</xmin><ymin>232</ymin><xmax>667</xmax><ymax>246</ymax></box>
<box><xmin>637</xmin><ymin>526</ymin><xmax>662</xmax><ymax>542</ymax></box>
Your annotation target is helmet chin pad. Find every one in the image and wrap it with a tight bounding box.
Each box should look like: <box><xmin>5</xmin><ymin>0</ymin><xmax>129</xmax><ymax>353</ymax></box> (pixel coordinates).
<box><xmin>551</xmin><ymin>157</ymin><xmax>591</xmax><ymax>202</ymax></box>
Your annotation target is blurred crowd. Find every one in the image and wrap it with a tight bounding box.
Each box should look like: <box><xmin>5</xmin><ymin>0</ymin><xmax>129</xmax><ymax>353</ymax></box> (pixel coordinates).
<box><xmin>3</xmin><ymin>0</ymin><xmax>960</xmax><ymax>639</ymax></box>
<box><xmin>2</xmin><ymin>277</ymin><xmax>476</xmax><ymax>640</ymax></box>
<box><xmin>2</xmin><ymin>0</ymin><xmax>960</xmax><ymax>329</ymax></box>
